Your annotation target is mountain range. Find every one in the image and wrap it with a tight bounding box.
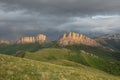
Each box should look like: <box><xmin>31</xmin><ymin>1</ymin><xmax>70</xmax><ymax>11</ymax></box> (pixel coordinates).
<box><xmin>96</xmin><ymin>33</ymin><xmax>120</xmax><ymax>51</ymax></box>
<box><xmin>1</xmin><ymin>32</ymin><xmax>120</xmax><ymax>50</ymax></box>
<box><xmin>0</xmin><ymin>32</ymin><xmax>120</xmax><ymax>80</ymax></box>
<box><xmin>0</xmin><ymin>32</ymin><xmax>102</xmax><ymax>46</ymax></box>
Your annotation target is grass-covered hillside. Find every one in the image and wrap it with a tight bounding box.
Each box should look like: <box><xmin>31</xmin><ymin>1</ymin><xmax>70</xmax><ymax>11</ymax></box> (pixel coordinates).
<box><xmin>0</xmin><ymin>43</ymin><xmax>120</xmax><ymax>76</ymax></box>
<box><xmin>0</xmin><ymin>54</ymin><xmax>120</xmax><ymax>80</ymax></box>
<box><xmin>1</xmin><ymin>42</ymin><xmax>120</xmax><ymax>61</ymax></box>
<box><xmin>0</xmin><ymin>43</ymin><xmax>53</xmax><ymax>55</ymax></box>
<box><xmin>19</xmin><ymin>48</ymin><xmax>120</xmax><ymax>76</ymax></box>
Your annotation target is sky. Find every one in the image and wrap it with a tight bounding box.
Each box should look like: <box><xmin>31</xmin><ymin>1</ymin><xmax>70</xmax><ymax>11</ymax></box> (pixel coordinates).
<box><xmin>0</xmin><ymin>0</ymin><xmax>120</xmax><ymax>40</ymax></box>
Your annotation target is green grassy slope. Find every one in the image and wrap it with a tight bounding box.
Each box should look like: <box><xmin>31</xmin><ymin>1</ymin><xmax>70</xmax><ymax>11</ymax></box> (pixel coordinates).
<box><xmin>64</xmin><ymin>45</ymin><xmax>120</xmax><ymax>61</ymax></box>
<box><xmin>0</xmin><ymin>43</ymin><xmax>120</xmax><ymax>76</ymax></box>
<box><xmin>0</xmin><ymin>42</ymin><xmax>55</xmax><ymax>55</ymax></box>
<box><xmin>0</xmin><ymin>44</ymin><xmax>41</xmax><ymax>54</ymax></box>
<box><xmin>0</xmin><ymin>54</ymin><xmax>119</xmax><ymax>80</ymax></box>
<box><xmin>22</xmin><ymin>48</ymin><xmax>120</xmax><ymax>76</ymax></box>
<box><xmin>0</xmin><ymin>42</ymin><xmax>120</xmax><ymax>61</ymax></box>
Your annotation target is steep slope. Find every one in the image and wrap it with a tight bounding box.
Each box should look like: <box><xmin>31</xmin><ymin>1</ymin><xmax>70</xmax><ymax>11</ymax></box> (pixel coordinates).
<box><xmin>58</xmin><ymin>32</ymin><xmax>101</xmax><ymax>46</ymax></box>
<box><xmin>0</xmin><ymin>54</ymin><xmax>119</xmax><ymax>80</ymax></box>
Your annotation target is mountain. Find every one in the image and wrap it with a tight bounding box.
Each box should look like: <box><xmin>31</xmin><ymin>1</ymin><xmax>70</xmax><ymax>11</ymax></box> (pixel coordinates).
<box><xmin>0</xmin><ymin>32</ymin><xmax>120</xmax><ymax>79</ymax></box>
<box><xmin>58</xmin><ymin>32</ymin><xmax>101</xmax><ymax>46</ymax></box>
<box><xmin>98</xmin><ymin>33</ymin><xmax>120</xmax><ymax>39</ymax></box>
<box><xmin>96</xmin><ymin>34</ymin><xmax>120</xmax><ymax>51</ymax></box>
<box><xmin>0</xmin><ymin>40</ymin><xmax>10</xmax><ymax>44</ymax></box>
<box><xmin>17</xmin><ymin>34</ymin><xmax>46</xmax><ymax>44</ymax></box>
<box><xmin>0</xmin><ymin>54</ymin><xmax>120</xmax><ymax>80</ymax></box>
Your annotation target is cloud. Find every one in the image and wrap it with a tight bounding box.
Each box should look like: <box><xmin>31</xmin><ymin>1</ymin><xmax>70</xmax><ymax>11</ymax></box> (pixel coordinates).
<box><xmin>0</xmin><ymin>0</ymin><xmax>120</xmax><ymax>40</ymax></box>
<box><xmin>1</xmin><ymin>0</ymin><xmax>120</xmax><ymax>16</ymax></box>
<box><xmin>56</xmin><ymin>16</ymin><xmax>120</xmax><ymax>33</ymax></box>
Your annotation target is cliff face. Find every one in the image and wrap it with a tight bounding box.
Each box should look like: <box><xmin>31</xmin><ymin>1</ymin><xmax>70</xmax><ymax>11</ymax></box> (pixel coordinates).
<box><xmin>17</xmin><ymin>34</ymin><xmax>46</xmax><ymax>44</ymax></box>
<box><xmin>58</xmin><ymin>32</ymin><xmax>101</xmax><ymax>46</ymax></box>
<box><xmin>0</xmin><ymin>40</ymin><xmax>10</xmax><ymax>44</ymax></box>
<box><xmin>36</xmin><ymin>34</ymin><xmax>46</xmax><ymax>44</ymax></box>
<box><xmin>17</xmin><ymin>37</ymin><xmax>35</xmax><ymax>44</ymax></box>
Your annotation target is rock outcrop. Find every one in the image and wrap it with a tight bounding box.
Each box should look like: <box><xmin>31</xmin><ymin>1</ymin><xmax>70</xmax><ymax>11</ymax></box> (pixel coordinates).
<box><xmin>36</xmin><ymin>34</ymin><xmax>46</xmax><ymax>44</ymax></box>
<box><xmin>0</xmin><ymin>40</ymin><xmax>10</xmax><ymax>44</ymax></box>
<box><xmin>17</xmin><ymin>37</ymin><xmax>35</xmax><ymax>44</ymax></box>
<box><xmin>58</xmin><ymin>32</ymin><xmax>101</xmax><ymax>46</ymax></box>
<box><xmin>17</xmin><ymin>34</ymin><xmax>46</xmax><ymax>44</ymax></box>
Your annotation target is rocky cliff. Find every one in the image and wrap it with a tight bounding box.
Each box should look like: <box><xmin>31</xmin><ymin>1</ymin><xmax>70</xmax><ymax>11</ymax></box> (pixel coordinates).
<box><xmin>36</xmin><ymin>34</ymin><xmax>46</xmax><ymax>44</ymax></box>
<box><xmin>17</xmin><ymin>37</ymin><xmax>35</xmax><ymax>44</ymax></box>
<box><xmin>0</xmin><ymin>40</ymin><xmax>10</xmax><ymax>44</ymax></box>
<box><xmin>58</xmin><ymin>32</ymin><xmax>101</xmax><ymax>46</ymax></box>
<box><xmin>17</xmin><ymin>34</ymin><xmax>46</xmax><ymax>44</ymax></box>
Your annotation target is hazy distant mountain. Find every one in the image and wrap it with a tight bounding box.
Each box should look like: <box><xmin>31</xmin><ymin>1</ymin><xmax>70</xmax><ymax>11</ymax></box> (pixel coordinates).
<box><xmin>84</xmin><ymin>32</ymin><xmax>106</xmax><ymax>38</ymax></box>
<box><xmin>99</xmin><ymin>33</ymin><xmax>120</xmax><ymax>40</ymax></box>
<box><xmin>96</xmin><ymin>33</ymin><xmax>120</xmax><ymax>51</ymax></box>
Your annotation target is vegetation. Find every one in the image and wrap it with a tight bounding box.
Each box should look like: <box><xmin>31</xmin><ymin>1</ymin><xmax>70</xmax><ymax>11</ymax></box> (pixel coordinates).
<box><xmin>97</xmin><ymin>39</ymin><xmax>120</xmax><ymax>51</ymax></box>
<box><xmin>0</xmin><ymin>42</ymin><xmax>120</xmax><ymax>79</ymax></box>
<box><xmin>20</xmin><ymin>48</ymin><xmax>120</xmax><ymax>76</ymax></box>
<box><xmin>0</xmin><ymin>54</ymin><xmax>120</xmax><ymax>80</ymax></box>
<box><xmin>0</xmin><ymin>42</ymin><xmax>55</xmax><ymax>54</ymax></box>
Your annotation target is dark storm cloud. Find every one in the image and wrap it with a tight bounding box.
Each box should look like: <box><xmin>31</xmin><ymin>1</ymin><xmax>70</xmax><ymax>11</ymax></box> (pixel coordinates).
<box><xmin>0</xmin><ymin>0</ymin><xmax>120</xmax><ymax>40</ymax></box>
<box><xmin>1</xmin><ymin>0</ymin><xmax>120</xmax><ymax>15</ymax></box>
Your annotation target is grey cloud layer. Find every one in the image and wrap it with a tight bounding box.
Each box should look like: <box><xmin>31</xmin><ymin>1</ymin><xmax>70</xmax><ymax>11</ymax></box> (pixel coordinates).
<box><xmin>1</xmin><ymin>0</ymin><xmax>120</xmax><ymax>15</ymax></box>
<box><xmin>0</xmin><ymin>0</ymin><xmax>120</xmax><ymax>40</ymax></box>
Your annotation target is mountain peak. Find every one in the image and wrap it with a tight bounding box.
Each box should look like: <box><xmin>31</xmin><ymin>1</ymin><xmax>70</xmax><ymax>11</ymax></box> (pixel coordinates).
<box><xmin>17</xmin><ymin>34</ymin><xmax>46</xmax><ymax>44</ymax></box>
<box><xmin>0</xmin><ymin>40</ymin><xmax>10</xmax><ymax>44</ymax></box>
<box><xmin>58</xmin><ymin>32</ymin><xmax>101</xmax><ymax>46</ymax></box>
